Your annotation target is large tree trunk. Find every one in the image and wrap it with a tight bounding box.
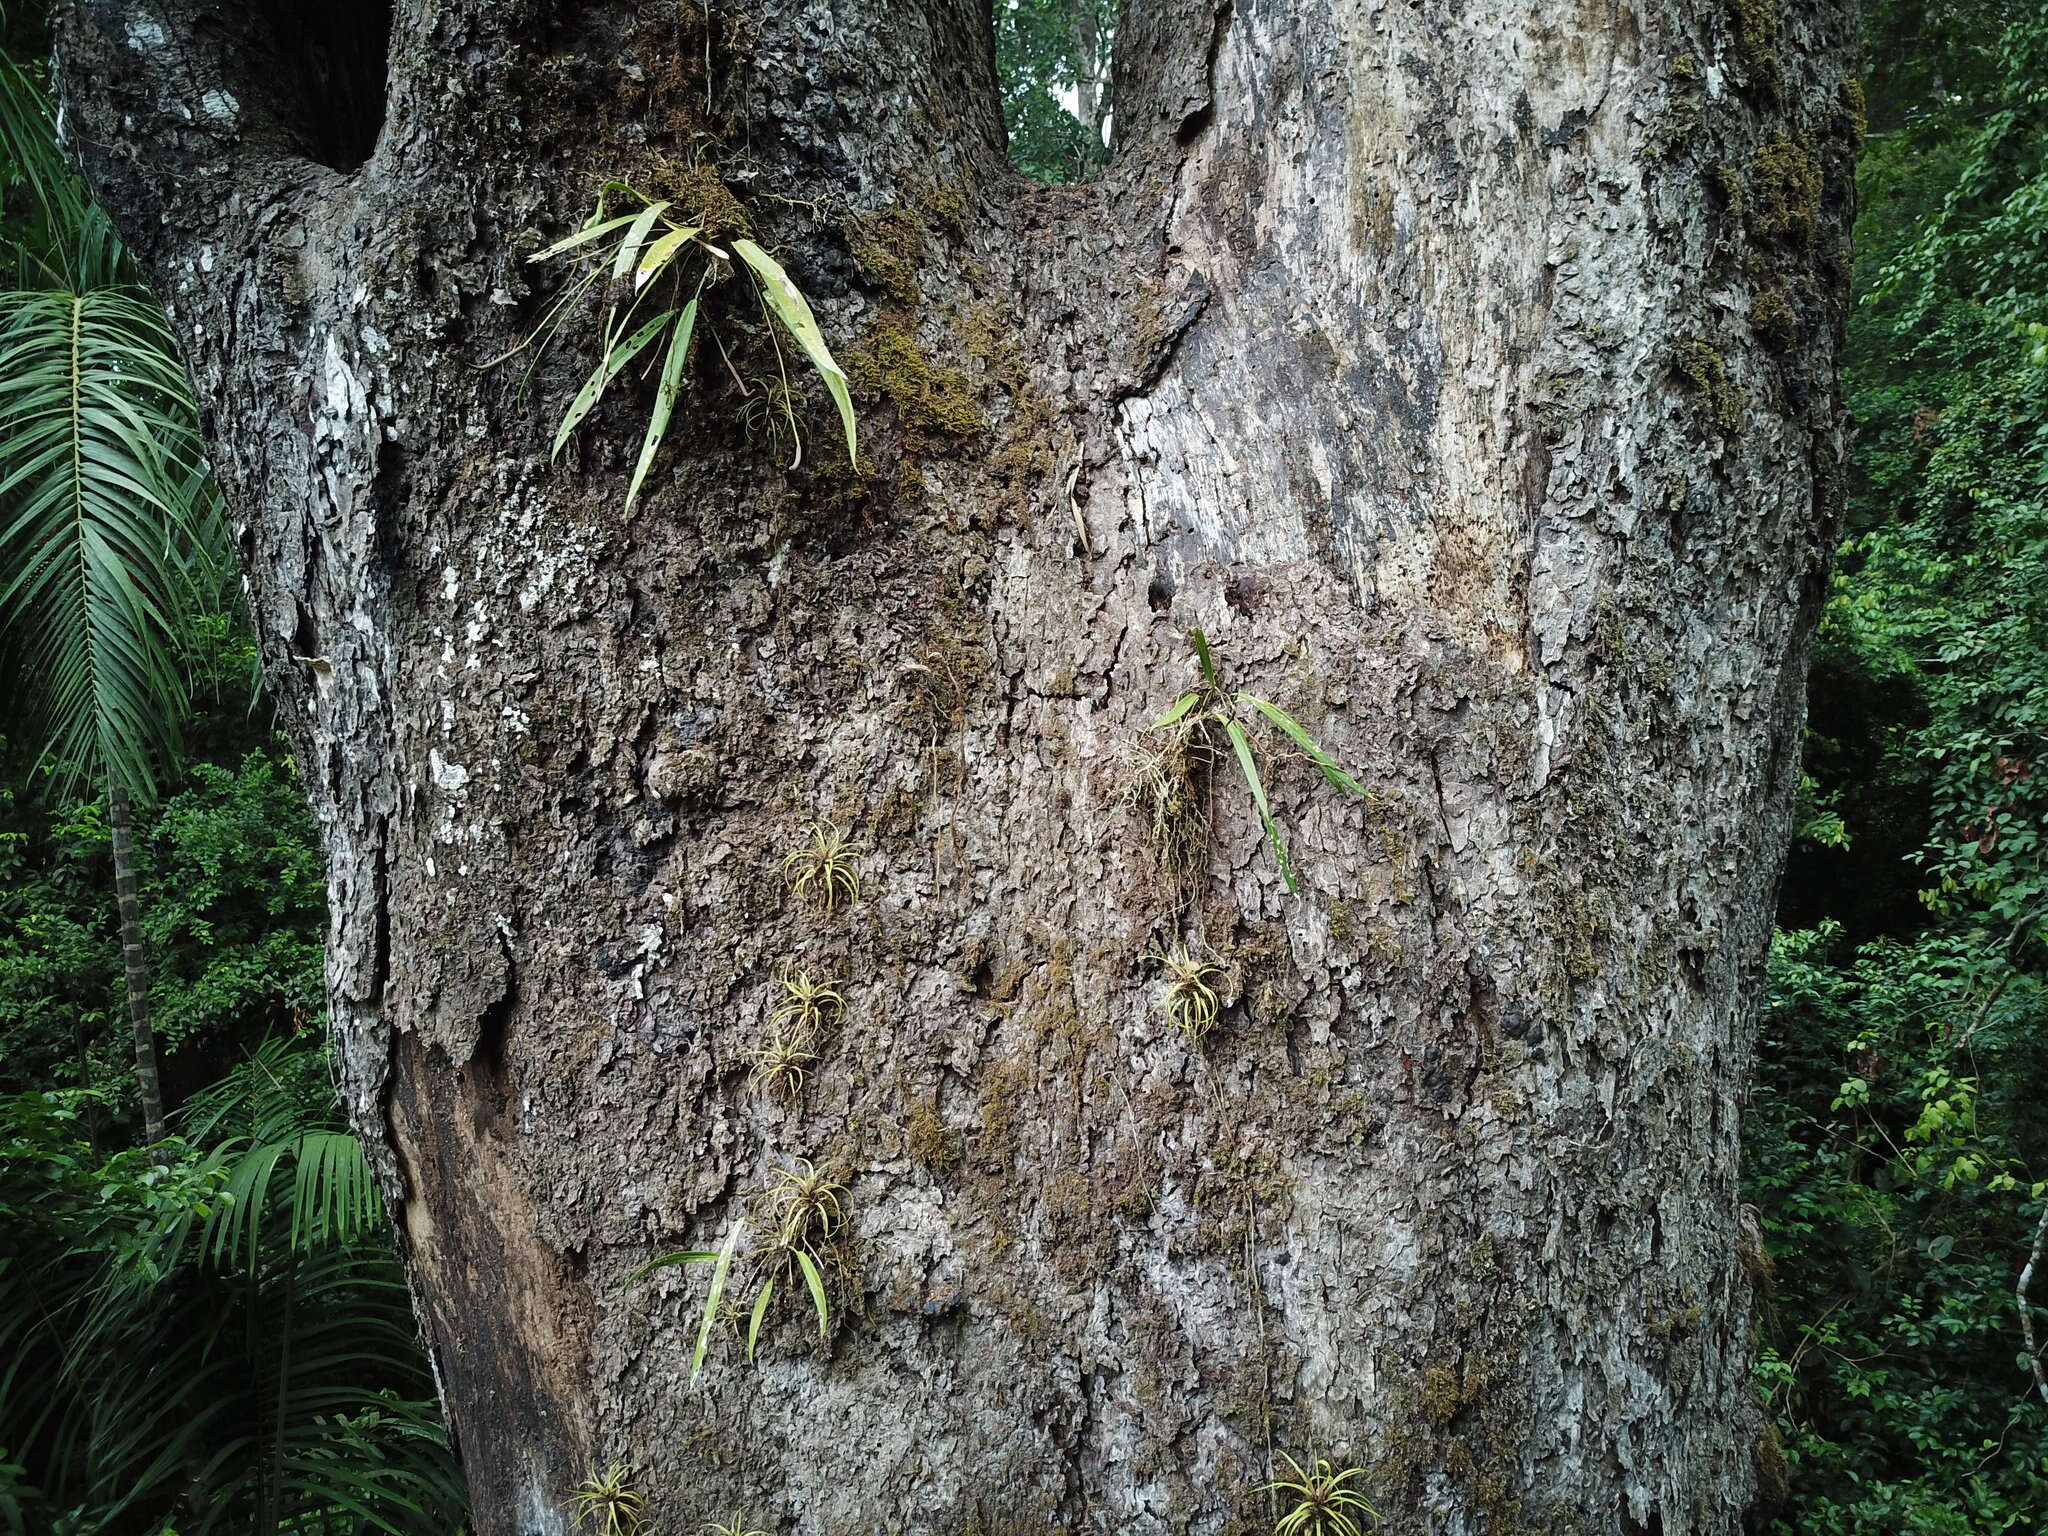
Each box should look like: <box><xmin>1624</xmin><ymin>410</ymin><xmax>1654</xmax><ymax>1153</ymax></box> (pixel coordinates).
<box><xmin>56</xmin><ymin>0</ymin><xmax>1858</xmax><ymax>1530</ymax></box>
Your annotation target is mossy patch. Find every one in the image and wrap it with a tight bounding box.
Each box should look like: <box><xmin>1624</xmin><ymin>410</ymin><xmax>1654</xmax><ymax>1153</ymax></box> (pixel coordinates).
<box><xmin>1727</xmin><ymin>0</ymin><xmax>1780</xmax><ymax>77</ymax></box>
<box><xmin>1751</xmin><ymin>287</ymin><xmax>1799</xmax><ymax>351</ymax></box>
<box><xmin>1648</xmin><ymin>56</ymin><xmax>1704</xmax><ymax>160</ymax></box>
<box><xmin>908</xmin><ymin>1102</ymin><xmax>962</xmax><ymax>1172</ymax></box>
<box><xmin>1711</xmin><ymin>162</ymin><xmax>1748</xmax><ymax>219</ymax></box>
<box><xmin>1838</xmin><ymin>77</ymin><xmax>1868</xmax><ymax>149</ymax></box>
<box><xmin>664</xmin><ymin>159</ymin><xmax>751</xmax><ymax>239</ymax></box>
<box><xmin>851</xmin><ymin>319</ymin><xmax>984</xmax><ymax>438</ymax></box>
<box><xmin>1756</xmin><ymin>1419</ymin><xmax>1791</xmax><ymax>1506</ymax></box>
<box><xmin>1673</xmin><ymin>336</ymin><xmax>1740</xmax><ymax>435</ymax></box>
<box><xmin>1751</xmin><ymin>132</ymin><xmax>1821</xmax><ymax>246</ymax></box>
<box><xmin>1419</xmin><ymin>1361</ymin><xmax>1492</xmax><ymax>1428</ymax></box>
<box><xmin>925</xmin><ymin>183</ymin><xmax>971</xmax><ymax>243</ymax></box>
<box><xmin>846</xmin><ymin>205</ymin><xmax>924</xmax><ymax>307</ymax></box>
<box><xmin>960</xmin><ymin>301</ymin><xmax>1060</xmax><ymax>501</ymax></box>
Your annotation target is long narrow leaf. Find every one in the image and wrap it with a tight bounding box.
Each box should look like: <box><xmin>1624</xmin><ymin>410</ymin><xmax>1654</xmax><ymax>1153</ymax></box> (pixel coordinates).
<box><xmin>624</xmin><ymin>300</ymin><xmax>697</xmax><ymax>512</ymax></box>
<box><xmin>691</xmin><ymin>1220</ymin><xmax>744</xmax><ymax>1382</ymax></box>
<box><xmin>1224</xmin><ymin>717</ymin><xmax>1296</xmax><ymax>893</ymax></box>
<box><xmin>625</xmin><ymin>1248</ymin><xmax>720</xmax><ymax>1285</ymax></box>
<box><xmin>610</xmin><ymin>200</ymin><xmax>674</xmax><ymax>282</ymax></box>
<box><xmin>1236</xmin><ymin>694</ymin><xmax>1369</xmax><ymax>797</ymax></box>
<box><xmin>730</xmin><ymin>237</ymin><xmax>858</xmax><ymax>463</ymax></box>
<box><xmin>525</xmin><ymin>211</ymin><xmax>643</xmax><ymax>264</ymax></box>
<box><xmin>745</xmin><ymin>1276</ymin><xmax>775</xmax><ymax>1360</ymax></box>
<box><xmin>549</xmin><ymin>308</ymin><xmax>673</xmax><ymax>459</ymax></box>
<box><xmin>792</xmin><ymin>1248</ymin><xmax>830</xmax><ymax>1340</ymax></box>
<box><xmin>635</xmin><ymin>224</ymin><xmax>700</xmax><ymax>290</ymax></box>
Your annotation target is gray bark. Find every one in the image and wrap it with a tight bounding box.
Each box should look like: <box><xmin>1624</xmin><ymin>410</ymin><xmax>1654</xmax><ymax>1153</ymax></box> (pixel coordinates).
<box><xmin>56</xmin><ymin>0</ymin><xmax>1858</xmax><ymax>1531</ymax></box>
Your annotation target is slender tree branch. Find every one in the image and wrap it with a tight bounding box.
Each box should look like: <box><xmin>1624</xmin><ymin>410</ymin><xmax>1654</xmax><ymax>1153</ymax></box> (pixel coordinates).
<box><xmin>2020</xmin><ymin>1201</ymin><xmax>2048</xmax><ymax>1404</ymax></box>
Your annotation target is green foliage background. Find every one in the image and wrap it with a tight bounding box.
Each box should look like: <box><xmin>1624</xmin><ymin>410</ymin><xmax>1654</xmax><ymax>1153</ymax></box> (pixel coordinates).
<box><xmin>1746</xmin><ymin>4</ymin><xmax>2048</xmax><ymax>1528</ymax></box>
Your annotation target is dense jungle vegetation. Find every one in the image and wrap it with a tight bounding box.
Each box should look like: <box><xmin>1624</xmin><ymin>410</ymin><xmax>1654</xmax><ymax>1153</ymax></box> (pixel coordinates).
<box><xmin>0</xmin><ymin>0</ymin><xmax>2043</xmax><ymax>1530</ymax></box>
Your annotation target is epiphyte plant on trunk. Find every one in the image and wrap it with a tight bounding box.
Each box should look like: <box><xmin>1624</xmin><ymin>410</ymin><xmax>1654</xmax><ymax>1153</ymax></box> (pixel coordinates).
<box><xmin>567</xmin><ymin>1462</ymin><xmax>647</xmax><ymax>1536</ymax></box>
<box><xmin>630</xmin><ymin>1160</ymin><xmax>844</xmax><ymax>1381</ymax></box>
<box><xmin>783</xmin><ymin>821</ymin><xmax>863</xmax><ymax>913</ymax></box>
<box><xmin>1259</xmin><ymin>1453</ymin><xmax>1376</xmax><ymax>1536</ymax></box>
<box><xmin>523</xmin><ymin>182</ymin><xmax>858</xmax><ymax>508</ymax></box>
<box><xmin>1150</xmin><ymin>943</ymin><xmax>1225</xmax><ymax>1043</ymax></box>
<box><xmin>748</xmin><ymin>969</ymin><xmax>845</xmax><ymax>1100</ymax></box>
<box><xmin>1150</xmin><ymin>630</ymin><xmax>1371</xmax><ymax>893</ymax></box>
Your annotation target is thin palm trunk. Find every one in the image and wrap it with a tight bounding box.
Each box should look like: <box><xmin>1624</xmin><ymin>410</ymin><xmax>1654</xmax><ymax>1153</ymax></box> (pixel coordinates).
<box><xmin>107</xmin><ymin>780</ymin><xmax>166</xmax><ymax>1145</ymax></box>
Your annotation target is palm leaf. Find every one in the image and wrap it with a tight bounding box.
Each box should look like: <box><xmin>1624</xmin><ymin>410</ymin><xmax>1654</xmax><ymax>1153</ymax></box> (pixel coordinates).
<box><xmin>28</xmin><ymin>1049</ymin><xmax>465</xmax><ymax>1536</ymax></box>
<box><xmin>0</xmin><ymin>287</ymin><xmax>220</xmax><ymax>804</ymax></box>
<box><xmin>0</xmin><ymin>54</ymin><xmax>124</xmax><ymax>289</ymax></box>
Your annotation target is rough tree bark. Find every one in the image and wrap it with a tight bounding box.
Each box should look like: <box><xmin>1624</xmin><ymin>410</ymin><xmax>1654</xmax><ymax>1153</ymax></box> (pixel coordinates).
<box><xmin>56</xmin><ymin>0</ymin><xmax>1858</xmax><ymax>1530</ymax></box>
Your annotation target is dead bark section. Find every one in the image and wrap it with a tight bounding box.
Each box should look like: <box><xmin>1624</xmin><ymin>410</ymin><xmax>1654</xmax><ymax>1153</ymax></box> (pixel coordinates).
<box><xmin>58</xmin><ymin>0</ymin><xmax>1858</xmax><ymax>1531</ymax></box>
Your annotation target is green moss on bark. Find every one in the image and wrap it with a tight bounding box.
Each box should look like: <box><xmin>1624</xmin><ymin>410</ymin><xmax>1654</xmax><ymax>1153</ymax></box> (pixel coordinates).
<box><xmin>1673</xmin><ymin>337</ymin><xmax>1741</xmax><ymax>434</ymax></box>
<box><xmin>851</xmin><ymin>320</ymin><xmax>984</xmax><ymax>437</ymax></box>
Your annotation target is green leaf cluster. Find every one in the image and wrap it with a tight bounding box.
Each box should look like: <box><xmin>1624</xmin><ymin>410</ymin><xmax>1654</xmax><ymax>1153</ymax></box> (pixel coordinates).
<box><xmin>1749</xmin><ymin>11</ymin><xmax>2048</xmax><ymax>1528</ymax></box>
<box><xmin>523</xmin><ymin>184</ymin><xmax>856</xmax><ymax>506</ymax></box>
<box><xmin>0</xmin><ymin>1041</ymin><xmax>469</xmax><ymax>1535</ymax></box>
<box><xmin>1152</xmin><ymin>630</ymin><xmax>1369</xmax><ymax>894</ymax></box>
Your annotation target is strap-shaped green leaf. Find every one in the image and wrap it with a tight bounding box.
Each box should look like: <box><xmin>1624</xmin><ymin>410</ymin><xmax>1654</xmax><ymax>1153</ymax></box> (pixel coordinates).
<box><xmin>1237</xmin><ymin>693</ymin><xmax>1369</xmax><ymax>797</ymax></box>
<box><xmin>1224</xmin><ymin>717</ymin><xmax>1296</xmax><ymax>893</ymax></box>
<box><xmin>1191</xmin><ymin>628</ymin><xmax>1219</xmax><ymax>688</ymax></box>
<box><xmin>610</xmin><ymin>200</ymin><xmax>674</xmax><ymax>281</ymax></box>
<box><xmin>550</xmin><ymin>309</ymin><xmax>673</xmax><ymax>459</ymax></box>
<box><xmin>635</xmin><ymin>224</ymin><xmax>700</xmax><ymax>290</ymax></box>
<box><xmin>730</xmin><ymin>237</ymin><xmax>858</xmax><ymax>464</ymax></box>
<box><xmin>745</xmin><ymin>1276</ymin><xmax>775</xmax><ymax>1360</ymax></box>
<box><xmin>526</xmin><ymin>210</ymin><xmax>643</xmax><ymax>264</ymax></box>
<box><xmin>792</xmin><ymin>1248</ymin><xmax>831</xmax><ymax>1340</ymax></box>
<box><xmin>690</xmin><ymin>1219</ymin><xmax>744</xmax><ymax>1382</ymax></box>
<box><xmin>1151</xmin><ymin>690</ymin><xmax>1202</xmax><ymax>729</ymax></box>
<box><xmin>624</xmin><ymin>1247</ymin><xmax>721</xmax><ymax>1285</ymax></box>
<box><xmin>624</xmin><ymin>301</ymin><xmax>697</xmax><ymax>512</ymax></box>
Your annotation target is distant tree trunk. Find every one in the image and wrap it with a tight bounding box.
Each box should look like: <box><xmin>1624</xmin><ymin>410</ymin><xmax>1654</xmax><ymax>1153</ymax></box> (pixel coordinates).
<box><xmin>108</xmin><ymin>780</ymin><xmax>166</xmax><ymax>1145</ymax></box>
<box><xmin>58</xmin><ymin>0</ymin><xmax>1859</xmax><ymax>1530</ymax></box>
<box><xmin>1071</xmin><ymin>1</ymin><xmax>1106</xmax><ymax>148</ymax></box>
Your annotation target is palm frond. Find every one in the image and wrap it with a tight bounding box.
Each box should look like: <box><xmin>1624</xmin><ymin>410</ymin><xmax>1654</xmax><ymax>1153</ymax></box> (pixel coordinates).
<box><xmin>5</xmin><ymin>1050</ymin><xmax>466</xmax><ymax>1536</ymax></box>
<box><xmin>0</xmin><ymin>53</ymin><xmax>125</xmax><ymax>289</ymax></box>
<box><xmin>0</xmin><ymin>286</ymin><xmax>221</xmax><ymax>804</ymax></box>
